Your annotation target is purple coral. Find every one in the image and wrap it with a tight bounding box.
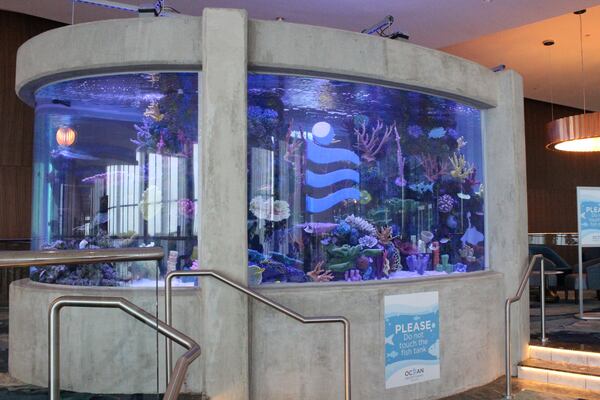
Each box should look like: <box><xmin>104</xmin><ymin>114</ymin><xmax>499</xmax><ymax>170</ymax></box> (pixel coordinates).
<box><xmin>438</xmin><ymin>194</ymin><xmax>454</xmax><ymax>213</ymax></box>
<box><xmin>178</xmin><ymin>199</ymin><xmax>195</xmax><ymax>218</ymax></box>
<box><xmin>358</xmin><ymin>235</ymin><xmax>378</xmax><ymax>248</ymax></box>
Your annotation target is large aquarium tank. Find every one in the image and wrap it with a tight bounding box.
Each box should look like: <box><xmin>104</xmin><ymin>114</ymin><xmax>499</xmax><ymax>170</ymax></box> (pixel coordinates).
<box><xmin>29</xmin><ymin>71</ymin><xmax>484</xmax><ymax>287</ymax></box>
<box><xmin>31</xmin><ymin>72</ymin><xmax>199</xmax><ymax>286</ymax></box>
<box><xmin>247</xmin><ymin>73</ymin><xmax>485</xmax><ymax>285</ymax></box>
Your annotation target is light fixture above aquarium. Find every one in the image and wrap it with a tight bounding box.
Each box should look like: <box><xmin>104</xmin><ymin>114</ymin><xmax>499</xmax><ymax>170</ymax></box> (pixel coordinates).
<box><xmin>246</xmin><ymin>73</ymin><xmax>485</xmax><ymax>285</ymax></box>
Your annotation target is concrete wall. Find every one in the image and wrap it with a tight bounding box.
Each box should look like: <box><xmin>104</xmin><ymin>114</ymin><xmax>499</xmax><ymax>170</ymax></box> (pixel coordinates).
<box><xmin>9</xmin><ymin>279</ymin><xmax>204</xmax><ymax>394</ymax></box>
<box><xmin>248</xmin><ymin>20</ymin><xmax>498</xmax><ymax>108</ymax></box>
<box><xmin>484</xmin><ymin>70</ymin><xmax>530</xmax><ymax>369</ymax></box>
<box><xmin>15</xmin><ymin>16</ymin><xmax>202</xmax><ymax>105</ymax></box>
<box><xmin>10</xmin><ymin>271</ymin><xmax>505</xmax><ymax>400</ymax></box>
<box><xmin>199</xmin><ymin>8</ymin><xmax>250</xmax><ymax>400</ymax></box>
<box><xmin>252</xmin><ymin>272</ymin><xmax>504</xmax><ymax>400</ymax></box>
<box><xmin>12</xmin><ymin>9</ymin><xmax>528</xmax><ymax>400</ymax></box>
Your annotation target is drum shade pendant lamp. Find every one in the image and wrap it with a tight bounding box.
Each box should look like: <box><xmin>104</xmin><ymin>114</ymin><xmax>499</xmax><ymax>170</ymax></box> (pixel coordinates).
<box><xmin>546</xmin><ymin>10</ymin><xmax>600</xmax><ymax>152</ymax></box>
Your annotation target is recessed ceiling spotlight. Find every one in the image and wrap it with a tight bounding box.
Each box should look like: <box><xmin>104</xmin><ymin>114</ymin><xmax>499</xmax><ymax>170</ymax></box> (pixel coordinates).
<box><xmin>543</xmin><ymin>39</ymin><xmax>555</xmax><ymax>46</ymax></box>
<box><xmin>482</xmin><ymin>0</ymin><xmax>493</xmax><ymax>3</ymax></box>
<box><xmin>275</xmin><ymin>16</ymin><xmax>285</xmax><ymax>21</ymax></box>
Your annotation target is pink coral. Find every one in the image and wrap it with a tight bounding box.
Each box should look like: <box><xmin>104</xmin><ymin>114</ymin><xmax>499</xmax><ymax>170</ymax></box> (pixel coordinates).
<box><xmin>354</xmin><ymin>120</ymin><xmax>395</xmax><ymax>162</ymax></box>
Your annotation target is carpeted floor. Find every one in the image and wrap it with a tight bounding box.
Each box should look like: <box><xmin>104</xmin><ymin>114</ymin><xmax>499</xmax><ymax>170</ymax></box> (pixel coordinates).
<box><xmin>530</xmin><ymin>291</ymin><xmax>600</xmax><ymax>347</ymax></box>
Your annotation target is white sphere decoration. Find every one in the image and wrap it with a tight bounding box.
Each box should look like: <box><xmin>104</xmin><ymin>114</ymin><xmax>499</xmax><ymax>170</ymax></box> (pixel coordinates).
<box><xmin>312</xmin><ymin>121</ymin><xmax>334</xmax><ymax>145</ymax></box>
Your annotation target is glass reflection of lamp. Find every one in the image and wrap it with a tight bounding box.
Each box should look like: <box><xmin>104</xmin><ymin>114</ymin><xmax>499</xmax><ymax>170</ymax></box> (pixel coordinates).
<box><xmin>546</xmin><ymin>10</ymin><xmax>600</xmax><ymax>152</ymax></box>
<box><xmin>56</xmin><ymin>126</ymin><xmax>77</xmax><ymax>147</ymax></box>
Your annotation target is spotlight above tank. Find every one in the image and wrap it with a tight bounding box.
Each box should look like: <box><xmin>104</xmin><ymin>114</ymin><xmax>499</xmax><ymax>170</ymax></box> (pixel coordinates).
<box><xmin>361</xmin><ymin>15</ymin><xmax>409</xmax><ymax>40</ymax></box>
<box><xmin>74</xmin><ymin>0</ymin><xmax>181</xmax><ymax>17</ymax></box>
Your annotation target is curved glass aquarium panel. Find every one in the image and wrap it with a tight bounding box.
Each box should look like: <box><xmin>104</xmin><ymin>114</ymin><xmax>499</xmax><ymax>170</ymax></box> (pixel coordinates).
<box><xmin>32</xmin><ymin>72</ymin><xmax>199</xmax><ymax>286</ymax></box>
<box><xmin>247</xmin><ymin>73</ymin><xmax>484</xmax><ymax>285</ymax></box>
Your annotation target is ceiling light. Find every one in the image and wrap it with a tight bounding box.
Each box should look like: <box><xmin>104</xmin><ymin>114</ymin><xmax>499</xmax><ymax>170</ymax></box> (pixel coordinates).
<box><xmin>545</xmin><ymin>10</ymin><xmax>600</xmax><ymax>152</ymax></box>
<box><xmin>546</xmin><ymin>113</ymin><xmax>600</xmax><ymax>152</ymax></box>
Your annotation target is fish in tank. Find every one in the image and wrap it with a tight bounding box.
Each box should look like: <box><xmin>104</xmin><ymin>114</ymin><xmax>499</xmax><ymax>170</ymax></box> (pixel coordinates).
<box><xmin>246</xmin><ymin>73</ymin><xmax>485</xmax><ymax>285</ymax></box>
<box><xmin>29</xmin><ymin>70</ymin><xmax>484</xmax><ymax>287</ymax></box>
<box><xmin>30</xmin><ymin>72</ymin><xmax>199</xmax><ymax>286</ymax></box>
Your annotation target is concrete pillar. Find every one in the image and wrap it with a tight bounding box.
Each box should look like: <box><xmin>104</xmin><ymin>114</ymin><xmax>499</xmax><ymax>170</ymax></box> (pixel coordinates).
<box><xmin>484</xmin><ymin>70</ymin><xmax>529</xmax><ymax>373</ymax></box>
<box><xmin>200</xmin><ymin>8</ymin><xmax>249</xmax><ymax>400</ymax></box>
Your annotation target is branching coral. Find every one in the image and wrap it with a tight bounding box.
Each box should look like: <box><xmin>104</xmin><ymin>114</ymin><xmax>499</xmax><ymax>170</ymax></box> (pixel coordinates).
<box><xmin>376</xmin><ymin>226</ymin><xmax>393</xmax><ymax>245</ymax></box>
<box><xmin>394</xmin><ymin>125</ymin><xmax>406</xmax><ymax>187</ymax></box>
<box><xmin>283</xmin><ymin>121</ymin><xmax>306</xmax><ymax>163</ymax></box>
<box><xmin>354</xmin><ymin>120</ymin><xmax>395</xmax><ymax>162</ymax></box>
<box><xmin>419</xmin><ymin>153</ymin><xmax>450</xmax><ymax>183</ymax></box>
<box><xmin>345</xmin><ymin>214</ymin><xmax>377</xmax><ymax>236</ymax></box>
<box><xmin>449</xmin><ymin>152</ymin><xmax>475</xmax><ymax>181</ymax></box>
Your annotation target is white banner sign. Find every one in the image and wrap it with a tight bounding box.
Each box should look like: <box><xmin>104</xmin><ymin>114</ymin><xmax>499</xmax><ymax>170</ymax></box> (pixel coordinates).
<box><xmin>577</xmin><ymin>187</ymin><xmax>600</xmax><ymax>247</ymax></box>
<box><xmin>384</xmin><ymin>291</ymin><xmax>440</xmax><ymax>389</ymax></box>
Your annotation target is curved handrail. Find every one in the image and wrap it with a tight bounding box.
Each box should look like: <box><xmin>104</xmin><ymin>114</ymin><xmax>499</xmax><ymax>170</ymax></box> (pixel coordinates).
<box><xmin>508</xmin><ymin>254</ymin><xmax>543</xmax><ymax>304</ymax></box>
<box><xmin>504</xmin><ymin>254</ymin><xmax>544</xmax><ymax>399</ymax></box>
<box><xmin>0</xmin><ymin>247</ymin><xmax>164</xmax><ymax>268</ymax></box>
<box><xmin>49</xmin><ymin>296</ymin><xmax>201</xmax><ymax>400</ymax></box>
<box><xmin>165</xmin><ymin>270</ymin><xmax>351</xmax><ymax>400</ymax></box>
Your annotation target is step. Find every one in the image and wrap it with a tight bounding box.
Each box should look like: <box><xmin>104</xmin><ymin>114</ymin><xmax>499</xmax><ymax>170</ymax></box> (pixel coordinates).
<box><xmin>529</xmin><ymin>344</ymin><xmax>600</xmax><ymax>367</ymax></box>
<box><xmin>521</xmin><ymin>358</ymin><xmax>600</xmax><ymax>378</ymax></box>
<box><xmin>518</xmin><ymin>359</ymin><xmax>600</xmax><ymax>393</ymax></box>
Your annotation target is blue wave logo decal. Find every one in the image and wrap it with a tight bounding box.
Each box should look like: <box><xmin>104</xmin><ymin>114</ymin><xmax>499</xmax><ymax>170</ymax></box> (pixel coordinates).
<box><xmin>306</xmin><ymin>188</ymin><xmax>361</xmax><ymax>213</ymax></box>
<box><xmin>306</xmin><ymin>141</ymin><xmax>360</xmax><ymax>166</ymax></box>
<box><xmin>305</xmin><ymin>122</ymin><xmax>361</xmax><ymax>213</ymax></box>
<box><xmin>305</xmin><ymin>169</ymin><xmax>359</xmax><ymax>188</ymax></box>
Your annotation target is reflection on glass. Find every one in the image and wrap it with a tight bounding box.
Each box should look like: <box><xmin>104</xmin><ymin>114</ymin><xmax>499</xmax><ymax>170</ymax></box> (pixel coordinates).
<box><xmin>31</xmin><ymin>73</ymin><xmax>199</xmax><ymax>286</ymax></box>
<box><xmin>247</xmin><ymin>73</ymin><xmax>485</xmax><ymax>285</ymax></box>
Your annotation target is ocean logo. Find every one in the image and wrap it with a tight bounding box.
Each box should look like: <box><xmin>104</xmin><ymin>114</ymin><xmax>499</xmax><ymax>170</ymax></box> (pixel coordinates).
<box><xmin>305</xmin><ymin>122</ymin><xmax>361</xmax><ymax>213</ymax></box>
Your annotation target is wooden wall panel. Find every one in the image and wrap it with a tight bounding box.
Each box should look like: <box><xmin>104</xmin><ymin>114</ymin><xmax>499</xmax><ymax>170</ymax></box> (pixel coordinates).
<box><xmin>0</xmin><ymin>10</ymin><xmax>62</xmax><ymax>240</ymax></box>
<box><xmin>524</xmin><ymin>98</ymin><xmax>600</xmax><ymax>264</ymax></box>
<box><xmin>524</xmin><ymin>98</ymin><xmax>600</xmax><ymax>234</ymax></box>
<box><xmin>0</xmin><ymin>11</ymin><xmax>62</xmax><ymax>305</ymax></box>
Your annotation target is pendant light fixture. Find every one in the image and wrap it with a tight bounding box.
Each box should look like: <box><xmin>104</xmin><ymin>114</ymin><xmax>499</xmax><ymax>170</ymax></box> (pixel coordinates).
<box><xmin>546</xmin><ymin>9</ymin><xmax>600</xmax><ymax>152</ymax></box>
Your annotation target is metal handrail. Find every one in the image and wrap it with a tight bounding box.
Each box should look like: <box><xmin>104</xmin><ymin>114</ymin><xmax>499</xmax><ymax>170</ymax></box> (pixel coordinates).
<box><xmin>49</xmin><ymin>296</ymin><xmax>201</xmax><ymax>400</ymax></box>
<box><xmin>504</xmin><ymin>254</ymin><xmax>545</xmax><ymax>400</ymax></box>
<box><xmin>0</xmin><ymin>247</ymin><xmax>200</xmax><ymax>399</ymax></box>
<box><xmin>0</xmin><ymin>247</ymin><xmax>164</xmax><ymax>268</ymax></box>
<box><xmin>165</xmin><ymin>270</ymin><xmax>351</xmax><ymax>400</ymax></box>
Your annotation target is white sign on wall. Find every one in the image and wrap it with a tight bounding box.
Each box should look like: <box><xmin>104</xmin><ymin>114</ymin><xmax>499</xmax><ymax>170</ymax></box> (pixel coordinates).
<box><xmin>384</xmin><ymin>291</ymin><xmax>440</xmax><ymax>389</ymax></box>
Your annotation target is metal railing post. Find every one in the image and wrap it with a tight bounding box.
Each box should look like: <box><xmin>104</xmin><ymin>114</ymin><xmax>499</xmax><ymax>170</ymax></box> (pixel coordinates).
<box><xmin>540</xmin><ymin>258</ymin><xmax>548</xmax><ymax>343</ymax></box>
<box><xmin>49</xmin><ymin>296</ymin><xmax>201</xmax><ymax>400</ymax></box>
<box><xmin>504</xmin><ymin>298</ymin><xmax>512</xmax><ymax>399</ymax></box>
<box><xmin>165</xmin><ymin>270</ymin><xmax>351</xmax><ymax>400</ymax></box>
<box><xmin>503</xmin><ymin>254</ymin><xmax>543</xmax><ymax>400</ymax></box>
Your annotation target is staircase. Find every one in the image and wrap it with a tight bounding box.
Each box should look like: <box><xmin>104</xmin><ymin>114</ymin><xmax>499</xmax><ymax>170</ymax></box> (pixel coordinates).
<box><xmin>518</xmin><ymin>345</ymin><xmax>600</xmax><ymax>394</ymax></box>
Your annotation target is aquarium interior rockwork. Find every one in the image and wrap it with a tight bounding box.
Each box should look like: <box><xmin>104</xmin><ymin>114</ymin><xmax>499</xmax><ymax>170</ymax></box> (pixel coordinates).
<box><xmin>247</xmin><ymin>73</ymin><xmax>485</xmax><ymax>285</ymax></box>
<box><xmin>31</xmin><ymin>72</ymin><xmax>199</xmax><ymax>286</ymax></box>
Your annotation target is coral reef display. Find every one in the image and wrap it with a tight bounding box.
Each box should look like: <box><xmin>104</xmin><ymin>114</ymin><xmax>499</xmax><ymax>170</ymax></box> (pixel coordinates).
<box><xmin>31</xmin><ymin>73</ymin><xmax>199</xmax><ymax>286</ymax></box>
<box><xmin>247</xmin><ymin>73</ymin><xmax>485</xmax><ymax>285</ymax></box>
